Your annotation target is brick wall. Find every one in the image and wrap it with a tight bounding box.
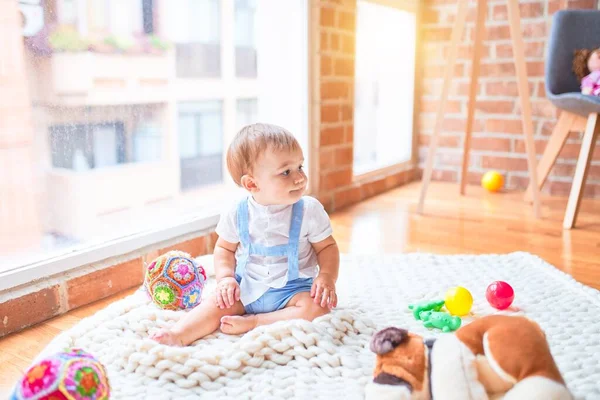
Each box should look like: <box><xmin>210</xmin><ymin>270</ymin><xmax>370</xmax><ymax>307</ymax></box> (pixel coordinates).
<box><xmin>315</xmin><ymin>0</ymin><xmax>414</xmax><ymax>212</ymax></box>
<box><xmin>419</xmin><ymin>0</ymin><xmax>600</xmax><ymax>198</ymax></box>
<box><xmin>0</xmin><ymin>232</ymin><xmax>218</xmax><ymax>338</ymax></box>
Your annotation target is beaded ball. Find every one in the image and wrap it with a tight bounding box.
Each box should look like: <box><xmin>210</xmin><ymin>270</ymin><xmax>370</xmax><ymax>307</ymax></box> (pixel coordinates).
<box><xmin>11</xmin><ymin>348</ymin><xmax>110</xmax><ymax>400</ymax></box>
<box><xmin>144</xmin><ymin>250</ymin><xmax>207</xmax><ymax>310</ymax></box>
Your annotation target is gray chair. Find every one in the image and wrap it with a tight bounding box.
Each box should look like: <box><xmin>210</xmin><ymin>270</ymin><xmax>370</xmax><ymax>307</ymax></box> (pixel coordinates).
<box><xmin>525</xmin><ymin>10</ymin><xmax>600</xmax><ymax>229</ymax></box>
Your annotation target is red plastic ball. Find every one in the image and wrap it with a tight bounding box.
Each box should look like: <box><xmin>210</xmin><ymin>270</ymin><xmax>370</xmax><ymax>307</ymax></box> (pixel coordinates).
<box><xmin>486</xmin><ymin>281</ymin><xmax>514</xmax><ymax>310</ymax></box>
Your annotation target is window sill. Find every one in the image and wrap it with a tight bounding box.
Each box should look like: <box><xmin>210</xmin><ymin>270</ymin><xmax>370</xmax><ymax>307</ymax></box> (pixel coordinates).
<box><xmin>353</xmin><ymin>160</ymin><xmax>415</xmax><ymax>185</ymax></box>
<box><xmin>0</xmin><ymin>213</ymin><xmax>219</xmax><ymax>293</ymax></box>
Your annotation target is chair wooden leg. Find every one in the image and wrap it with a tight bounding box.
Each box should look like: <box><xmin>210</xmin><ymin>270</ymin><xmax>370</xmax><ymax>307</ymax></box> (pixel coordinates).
<box><xmin>417</xmin><ymin>0</ymin><xmax>469</xmax><ymax>213</ymax></box>
<box><xmin>506</xmin><ymin>0</ymin><xmax>541</xmax><ymax>218</ymax></box>
<box><xmin>524</xmin><ymin>112</ymin><xmax>577</xmax><ymax>202</ymax></box>
<box><xmin>563</xmin><ymin>113</ymin><xmax>600</xmax><ymax>229</ymax></box>
<box><xmin>460</xmin><ymin>0</ymin><xmax>487</xmax><ymax>195</ymax></box>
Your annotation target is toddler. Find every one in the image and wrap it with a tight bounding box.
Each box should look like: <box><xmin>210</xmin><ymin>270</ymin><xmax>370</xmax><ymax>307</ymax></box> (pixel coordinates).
<box><xmin>151</xmin><ymin>123</ymin><xmax>340</xmax><ymax>346</ymax></box>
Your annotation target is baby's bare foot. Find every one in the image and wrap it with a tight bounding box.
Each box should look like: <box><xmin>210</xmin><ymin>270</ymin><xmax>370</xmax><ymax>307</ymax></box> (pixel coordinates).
<box><xmin>220</xmin><ymin>315</ymin><xmax>258</xmax><ymax>335</ymax></box>
<box><xmin>150</xmin><ymin>329</ymin><xmax>184</xmax><ymax>346</ymax></box>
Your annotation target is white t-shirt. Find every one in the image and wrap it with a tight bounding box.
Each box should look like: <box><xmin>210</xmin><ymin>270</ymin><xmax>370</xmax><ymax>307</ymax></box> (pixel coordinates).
<box><xmin>215</xmin><ymin>195</ymin><xmax>333</xmax><ymax>306</ymax></box>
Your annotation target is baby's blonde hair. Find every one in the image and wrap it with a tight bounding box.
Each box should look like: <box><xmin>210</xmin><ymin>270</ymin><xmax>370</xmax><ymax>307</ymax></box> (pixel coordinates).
<box><xmin>226</xmin><ymin>123</ymin><xmax>301</xmax><ymax>186</ymax></box>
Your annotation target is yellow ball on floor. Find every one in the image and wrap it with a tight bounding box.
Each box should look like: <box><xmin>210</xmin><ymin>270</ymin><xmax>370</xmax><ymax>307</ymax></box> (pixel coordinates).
<box><xmin>481</xmin><ymin>170</ymin><xmax>504</xmax><ymax>192</ymax></box>
<box><xmin>444</xmin><ymin>286</ymin><xmax>473</xmax><ymax>316</ymax></box>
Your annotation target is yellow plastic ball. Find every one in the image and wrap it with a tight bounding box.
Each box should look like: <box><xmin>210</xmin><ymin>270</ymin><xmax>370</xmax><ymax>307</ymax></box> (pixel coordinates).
<box><xmin>481</xmin><ymin>170</ymin><xmax>504</xmax><ymax>192</ymax></box>
<box><xmin>444</xmin><ymin>286</ymin><xmax>473</xmax><ymax>316</ymax></box>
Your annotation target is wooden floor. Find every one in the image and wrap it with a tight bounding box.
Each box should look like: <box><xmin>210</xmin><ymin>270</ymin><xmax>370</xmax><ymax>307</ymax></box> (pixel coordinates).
<box><xmin>1</xmin><ymin>182</ymin><xmax>599</xmax><ymax>395</ymax></box>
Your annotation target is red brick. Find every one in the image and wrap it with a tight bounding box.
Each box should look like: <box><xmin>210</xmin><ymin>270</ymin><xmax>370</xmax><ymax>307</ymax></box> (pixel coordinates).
<box><xmin>321</xmin><ymin>7</ymin><xmax>335</xmax><ymax>27</ymax></box>
<box><xmin>423</xmin><ymin>27</ymin><xmax>452</xmax><ymax>41</ymax></box>
<box><xmin>362</xmin><ymin>178</ymin><xmax>388</xmax><ymax>198</ymax></box>
<box><xmin>475</xmin><ymin>100</ymin><xmax>514</xmax><ymax>114</ymax></box>
<box><xmin>537</xmin><ymin>82</ymin><xmax>546</xmax><ymax>97</ymax></box>
<box><xmin>485</xmin><ymin>25</ymin><xmax>511</xmax><ymax>41</ymax></box>
<box><xmin>420</xmin><ymin>99</ymin><xmax>463</xmax><ymax>114</ymax></box>
<box><xmin>419</xmin><ymin>117</ymin><xmax>484</xmax><ymax>133</ymax></box>
<box><xmin>508</xmin><ymin>175</ymin><xmax>531</xmax><ymax>190</ymax></box>
<box><xmin>334</xmin><ymin>146</ymin><xmax>353</xmax><ymax>165</ymax></box>
<box><xmin>515</xmin><ymin>99</ymin><xmax>557</xmax><ymax>118</ymax></box>
<box><xmin>321</xmin><ymin>168</ymin><xmax>353</xmax><ymax>191</ymax></box>
<box><xmin>320</xmin><ymin>148</ymin><xmax>335</xmax><ymax>169</ymax></box>
<box><xmin>321</xmin><ymin>81</ymin><xmax>348</xmax><ymax>99</ymax></box>
<box><xmin>320</xmin><ymin>126</ymin><xmax>345</xmax><ymax>146</ymax></box>
<box><xmin>485</xmin><ymin>119</ymin><xmax>524</xmax><ymax>135</ymax></box>
<box><xmin>67</xmin><ymin>258</ymin><xmax>143</xmax><ymax>310</ymax></box>
<box><xmin>345</xmin><ymin>125</ymin><xmax>354</xmax><ymax>143</ymax></box>
<box><xmin>513</xmin><ymin>139</ymin><xmax>548</xmax><ymax>155</ymax></box>
<box><xmin>334</xmin><ymin>57</ymin><xmax>354</xmax><ymax>76</ymax></box>
<box><xmin>339</xmin><ymin>11</ymin><xmax>355</xmax><ymax>32</ymax></box>
<box><xmin>526</xmin><ymin>61</ymin><xmax>545</xmax><ymax>77</ymax></box>
<box><xmin>0</xmin><ymin>286</ymin><xmax>61</xmax><ymax>337</ymax></box>
<box><xmin>341</xmin><ymin>104</ymin><xmax>353</xmax><ymax>122</ymax></box>
<box><xmin>496</xmin><ymin>41</ymin><xmax>546</xmax><ymax>59</ymax></box>
<box><xmin>430</xmin><ymin>169</ymin><xmax>458</xmax><ymax>182</ymax></box>
<box><xmin>481</xmin><ymin>156</ymin><xmax>528</xmax><ymax>171</ymax></box>
<box><xmin>385</xmin><ymin>171</ymin><xmax>409</xmax><ymax>189</ymax></box>
<box><xmin>159</xmin><ymin>237</ymin><xmax>208</xmax><ymax>258</ymax></box>
<box><xmin>523</xmin><ymin>21</ymin><xmax>547</xmax><ymax>38</ymax></box>
<box><xmin>320</xmin><ymin>32</ymin><xmax>329</xmax><ymax>51</ymax></box>
<box><xmin>333</xmin><ymin>186</ymin><xmax>363</xmax><ymax>210</ymax></box>
<box><xmin>341</xmin><ymin>34</ymin><xmax>355</xmax><ymax>54</ymax></box>
<box><xmin>321</xmin><ymin>55</ymin><xmax>332</xmax><ymax>76</ymax></box>
<box><xmin>419</xmin><ymin>134</ymin><xmax>461</xmax><ymax>148</ymax></box>
<box><xmin>321</xmin><ymin>104</ymin><xmax>340</xmax><ymax>123</ymax></box>
<box><xmin>422</xmin><ymin>9</ymin><xmax>440</xmax><ymax>24</ymax></box>
<box><xmin>480</xmin><ymin>62</ymin><xmax>516</xmax><ymax>78</ymax></box>
<box><xmin>492</xmin><ymin>3</ymin><xmax>545</xmax><ymax>20</ymax></box>
<box><xmin>330</xmin><ymin>33</ymin><xmax>340</xmax><ymax>51</ymax></box>
<box><xmin>549</xmin><ymin>0</ymin><xmax>595</xmax><ymax>14</ymax></box>
<box><xmin>423</xmin><ymin>64</ymin><xmax>464</xmax><ymax>79</ymax></box>
<box><xmin>471</xmin><ymin>137</ymin><xmax>511</xmax><ymax>152</ymax></box>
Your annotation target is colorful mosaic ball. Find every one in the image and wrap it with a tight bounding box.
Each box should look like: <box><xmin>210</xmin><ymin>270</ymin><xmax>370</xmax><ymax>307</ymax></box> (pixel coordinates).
<box><xmin>11</xmin><ymin>348</ymin><xmax>110</xmax><ymax>400</ymax></box>
<box><xmin>144</xmin><ymin>250</ymin><xmax>207</xmax><ymax>310</ymax></box>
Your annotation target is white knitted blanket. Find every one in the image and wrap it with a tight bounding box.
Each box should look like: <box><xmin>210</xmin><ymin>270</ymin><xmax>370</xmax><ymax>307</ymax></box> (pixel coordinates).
<box><xmin>39</xmin><ymin>252</ymin><xmax>600</xmax><ymax>399</ymax></box>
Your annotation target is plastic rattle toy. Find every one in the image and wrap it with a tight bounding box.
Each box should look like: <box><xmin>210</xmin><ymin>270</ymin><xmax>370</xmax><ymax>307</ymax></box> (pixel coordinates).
<box><xmin>419</xmin><ymin>310</ymin><xmax>462</xmax><ymax>332</ymax></box>
<box><xmin>444</xmin><ymin>286</ymin><xmax>473</xmax><ymax>316</ymax></box>
<box><xmin>481</xmin><ymin>170</ymin><xmax>504</xmax><ymax>192</ymax></box>
<box><xmin>486</xmin><ymin>281</ymin><xmax>514</xmax><ymax>310</ymax></box>
<box><xmin>408</xmin><ymin>299</ymin><xmax>445</xmax><ymax>320</ymax></box>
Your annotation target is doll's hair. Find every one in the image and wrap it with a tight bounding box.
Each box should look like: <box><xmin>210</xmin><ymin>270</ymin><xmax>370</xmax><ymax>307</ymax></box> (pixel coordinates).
<box><xmin>573</xmin><ymin>49</ymin><xmax>593</xmax><ymax>81</ymax></box>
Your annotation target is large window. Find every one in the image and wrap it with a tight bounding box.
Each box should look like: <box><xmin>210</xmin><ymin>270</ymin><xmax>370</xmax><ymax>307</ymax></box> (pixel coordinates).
<box><xmin>0</xmin><ymin>0</ymin><xmax>309</xmax><ymax>275</ymax></box>
<box><xmin>353</xmin><ymin>0</ymin><xmax>418</xmax><ymax>175</ymax></box>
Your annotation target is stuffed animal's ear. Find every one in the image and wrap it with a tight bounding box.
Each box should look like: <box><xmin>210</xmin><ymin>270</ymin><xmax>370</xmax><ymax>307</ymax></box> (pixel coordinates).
<box><xmin>573</xmin><ymin>49</ymin><xmax>592</xmax><ymax>80</ymax></box>
<box><xmin>370</xmin><ymin>327</ymin><xmax>409</xmax><ymax>355</ymax></box>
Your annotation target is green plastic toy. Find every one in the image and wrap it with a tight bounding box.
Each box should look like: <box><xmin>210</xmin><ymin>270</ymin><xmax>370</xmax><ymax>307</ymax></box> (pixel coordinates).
<box><xmin>419</xmin><ymin>310</ymin><xmax>462</xmax><ymax>332</ymax></box>
<box><xmin>408</xmin><ymin>299</ymin><xmax>445</xmax><ymax>320</ymax></box>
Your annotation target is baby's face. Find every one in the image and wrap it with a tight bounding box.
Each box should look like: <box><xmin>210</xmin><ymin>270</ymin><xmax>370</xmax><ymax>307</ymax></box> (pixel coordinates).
<box><xmin>251</xmin><ymin>146</ymin><xmax>307</xmax><ymax>205</ymax></box>
<box><xmin>588</xmin><ymin>49</ymin><xmax>600</xmax><ymax>72</ymax></box>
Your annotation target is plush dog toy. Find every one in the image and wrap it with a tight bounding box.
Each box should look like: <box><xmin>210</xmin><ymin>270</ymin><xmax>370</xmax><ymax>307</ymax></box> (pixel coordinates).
<box><xmin>365</xmin><ymin>315</ymin><xmax>572</xmax><ymax>400</ymax></box>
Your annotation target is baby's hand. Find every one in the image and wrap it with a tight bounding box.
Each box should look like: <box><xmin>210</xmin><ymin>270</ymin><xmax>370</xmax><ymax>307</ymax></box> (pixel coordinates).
<box><xmin>215</xmin><ymin>277</ymin><xmax>240</xmax><ymax>309</ymax></box>
<box><xmin>311</xmin><ymin>274</ymin><xmax>337</xmax><ymax>309</ymax></box>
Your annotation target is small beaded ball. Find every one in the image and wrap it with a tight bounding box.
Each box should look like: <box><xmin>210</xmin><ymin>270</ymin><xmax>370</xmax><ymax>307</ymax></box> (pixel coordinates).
<box><xmin>144</xmin><ymin>250</ymin><xmax>207</xmax><ymax>310</ymax></box>
<box><xmin>11</xmin><ymin>348</ymin><xmax>110</xmax><ymax>400</ymax></box>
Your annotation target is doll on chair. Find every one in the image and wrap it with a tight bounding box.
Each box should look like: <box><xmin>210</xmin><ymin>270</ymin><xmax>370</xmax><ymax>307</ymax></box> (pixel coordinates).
<box><xmin>573</xmin><ymin>46</ymin><xmax>600</xmax><ymax>96</ymax></box>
